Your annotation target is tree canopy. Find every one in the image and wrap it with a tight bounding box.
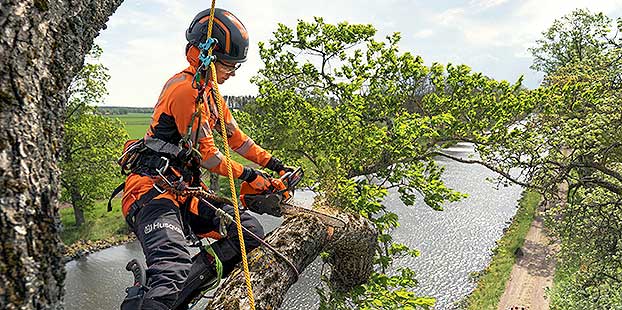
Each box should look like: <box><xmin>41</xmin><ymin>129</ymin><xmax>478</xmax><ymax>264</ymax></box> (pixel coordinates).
<box><xmin>61</xmin><ymin>45</ymin><xmax>128</xmax><ymax>226</ymax></box>
<box><xmin>240</xmin><ymin>10</ymin><xmax>622</xmax><ymax>308</ymax></box>
<box><xmin>471</xmin><ymin>9</ymin><xmax>622</xmax><ymax>308</ymax></box>
<box><xmin>529</xmin><ymin>8</ymin><xmax>622</xmax><ymax>81</ymax></box>
<box><xmin>237</xmin><ymin>17</ymin><xmax>529</xmax><ymax>308</ymax></box>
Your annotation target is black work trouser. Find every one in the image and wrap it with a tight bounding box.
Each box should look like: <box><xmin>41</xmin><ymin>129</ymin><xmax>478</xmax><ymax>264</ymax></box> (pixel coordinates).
<box><xmin>128</xmin><ymin>197</ymin><xmax>264</xmax><ymax>309</ymax></box>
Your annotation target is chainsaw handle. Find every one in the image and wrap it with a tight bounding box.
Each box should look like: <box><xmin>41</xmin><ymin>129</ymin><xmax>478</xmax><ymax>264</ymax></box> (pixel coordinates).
<box><xmin>125</xmin><ymin>258</ymin><xmax>146</xmax><ymax>286</ymax></box>
<box><xmin>280</xmin><ymin>171</ymin><xmax>293</xmax><ymax>185</ymax></box>
<box><xmin>278</xmin><ymin>167</ymin><xmax>303</xmax><ymax>189</ymax></box>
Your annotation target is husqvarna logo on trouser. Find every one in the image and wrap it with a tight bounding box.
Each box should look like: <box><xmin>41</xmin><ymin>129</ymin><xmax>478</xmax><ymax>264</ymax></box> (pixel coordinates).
<box><xmin>144</xmin><ymin>221</ymin><xmax>184</xmax><ymax>236</ymax></box>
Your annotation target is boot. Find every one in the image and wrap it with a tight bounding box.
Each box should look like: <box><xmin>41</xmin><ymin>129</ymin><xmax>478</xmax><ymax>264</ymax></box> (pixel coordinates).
<box><xmin>171</xmin><ymin>249</ymin><xmax>220</xmax><ymax>309</ymax></box>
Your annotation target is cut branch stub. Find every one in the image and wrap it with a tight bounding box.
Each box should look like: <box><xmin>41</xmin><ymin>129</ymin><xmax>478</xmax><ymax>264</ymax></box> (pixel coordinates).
<box><xmin>207</xmin><ymin>210</ymin><xmax>377</xmax><ymax>310</ymax></box>
<box><xmin>324</xmin><ymin>213</ymin><xmax>378</xmax><ymax>291</ymax></box>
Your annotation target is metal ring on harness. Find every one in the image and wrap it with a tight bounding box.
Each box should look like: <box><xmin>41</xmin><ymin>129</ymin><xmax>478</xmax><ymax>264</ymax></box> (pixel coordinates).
<box><xmin>214</xmin><ymin>207</ymin><xmax>232</xmax><ymax>237</ymax></box>
<box><xmin>153</xmin><ymin>156</ymin><xmax>187</xmax><ymax>194</ymax></box>
<box><xmin>153</xmin><ymin>157</ymin><xmax>171</xmax><ymax>193</ymax></box>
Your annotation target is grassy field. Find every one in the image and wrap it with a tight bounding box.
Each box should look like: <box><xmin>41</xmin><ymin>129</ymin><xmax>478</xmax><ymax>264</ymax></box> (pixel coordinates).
<box><xmin>461</xmin><ymin>190</ymin><xmax>541</xmax><ymax>310</ymax></box>
<box><xmin>60</xmin><ymin>198</ymin><xmax>128</xmax><ymax>245</ymax></box>
<box><xmin>108</xmin><ymin>113</ymin><xmax>255</xmax><ymax>166</ymax></box>
<box><xmin>111</xmin><ymin>112</ymin><xmax>152</xmax><ymax>139</ymax></box>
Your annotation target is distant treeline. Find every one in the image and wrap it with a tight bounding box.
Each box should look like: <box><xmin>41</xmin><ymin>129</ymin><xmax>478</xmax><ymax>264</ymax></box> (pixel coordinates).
<box><xmin>97</xmin><ymin>95</ymin><xmax>256</xmax><ymax>115</ymax></box>
<box><xmin>97</xmin><ymin>106</ymin><xmax>153</xmax><ymax>115</ymax></box>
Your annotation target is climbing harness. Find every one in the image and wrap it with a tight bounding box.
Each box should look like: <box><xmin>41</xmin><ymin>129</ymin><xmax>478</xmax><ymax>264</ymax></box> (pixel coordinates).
<box><xmin>154</xmin><ymin>168</ymin><xmax>301</xmax><ymax>279</ymax></box>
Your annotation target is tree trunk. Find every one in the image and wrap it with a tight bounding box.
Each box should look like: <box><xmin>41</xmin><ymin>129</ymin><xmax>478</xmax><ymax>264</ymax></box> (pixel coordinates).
<box><xmin>209</xmin><ymin>172</ymin><xmax>220</xmax><ymax>193</ymax></box>
<box><xmin>0</xmin><ymin>1</ymin><xmax>123</xmax><ymax>308</ymax></box>
<box><xmin>69</xmin><ymin>187</ymin><xmax>85</xmax><ymax>227</ymax></box>
<box><xmin>207</xmin><ymin>210</ymin><xmax>378</xmax><ymax>310</ymax></box>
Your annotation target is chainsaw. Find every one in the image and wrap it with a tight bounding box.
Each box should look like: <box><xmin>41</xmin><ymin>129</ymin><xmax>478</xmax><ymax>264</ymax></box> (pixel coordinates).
<box><xmin>240</xmin><ymin>168</ymin><xmax>345</xmax><ymax>228</ymax></box>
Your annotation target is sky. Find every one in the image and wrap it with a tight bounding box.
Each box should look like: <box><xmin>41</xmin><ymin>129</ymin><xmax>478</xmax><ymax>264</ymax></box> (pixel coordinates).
<box><xmin>95</xmin><ymin>0</ymin><xmax>622</xmax><ymax>107</ymax></box>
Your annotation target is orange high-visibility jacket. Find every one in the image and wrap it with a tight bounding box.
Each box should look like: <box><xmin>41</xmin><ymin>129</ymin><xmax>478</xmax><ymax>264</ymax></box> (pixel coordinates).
<box><xmin>121</xmin><ymin>65</ymin><xmax>272</xmax><ymax>216</ymax></box>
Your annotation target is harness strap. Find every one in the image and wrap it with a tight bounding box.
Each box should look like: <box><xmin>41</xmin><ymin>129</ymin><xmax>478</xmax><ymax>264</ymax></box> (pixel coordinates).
<box><xmin>144</xmin><ymin>136</ymin><xmax>183</xmax><ymax>157</ymax></box>
<box><xmin>125</xmin><ymin>186</ymin><xmax>164</xmax><ymax>231</ymax></box>
<box><xmin>108</xmin><ymin>182</ymin><xmax>126</xmax><ymax>212</ymax></box>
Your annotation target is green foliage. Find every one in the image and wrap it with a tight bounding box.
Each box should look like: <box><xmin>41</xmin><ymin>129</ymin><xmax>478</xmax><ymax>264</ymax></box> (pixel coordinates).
<box><xmin>97</xmin><ymin>106</ymin><xmax>154</xmax><ymax>115</ymax></box>
<box><xmin>239</xmin><ymin>17</ymin><xmax>527</xmax><ymax>308</ymax></box>
<box><xmin>479</xmin><ymin>75</ymin><xmax>622</xmax><ymax>307</ymax></box>
<box><xmin>472</xmin><ymin>9</ymin><xmax>622</xmax><ymax>306</ymax></box>
<box><xmin>463</xmin><ymin>190</ymin><xmax>541</xmax><ymax>310</ymax></box>
<box><xmin>318</xmin><ymin>269</ymin><xmax>435</xmax><ymax>310</ymax></box>
<box><xmin>549</xmin><ymin>259</ymin><xmax>622</xmax><ymax>310</ymax></box>
<box><xmin>529</xmin><ymin>9</ymin><xmax>621</xmax><ymax>77</ymax></box>
<box><xmin>61</xmin><ymin>45</ymin><xmax>129</xmax><ymax>224</ymax></box>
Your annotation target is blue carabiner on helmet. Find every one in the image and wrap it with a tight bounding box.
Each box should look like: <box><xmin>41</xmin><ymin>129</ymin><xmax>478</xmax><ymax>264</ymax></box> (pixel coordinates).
<box><xmin>198</xmin><ymin>37</ymin><xmax>218</xmax><ymax>69</ymax></box>
<box><xmin>192</xmin><ymin>37</ymin><xmax>219</xmax><ymax>88</ymax></box>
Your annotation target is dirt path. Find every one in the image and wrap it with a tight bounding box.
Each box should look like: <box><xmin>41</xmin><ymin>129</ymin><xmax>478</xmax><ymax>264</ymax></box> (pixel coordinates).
<box><xmin>497</xmin><ymin>209</ymin><xmax>557</xmax><ymax>310</ymax></box>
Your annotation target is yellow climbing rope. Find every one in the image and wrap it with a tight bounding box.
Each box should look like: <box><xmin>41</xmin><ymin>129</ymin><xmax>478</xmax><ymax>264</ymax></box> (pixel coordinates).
<box><xmin>203</xmin><ymin>0</ymin><xmax>257</xmax><ymax>308</ymax></box>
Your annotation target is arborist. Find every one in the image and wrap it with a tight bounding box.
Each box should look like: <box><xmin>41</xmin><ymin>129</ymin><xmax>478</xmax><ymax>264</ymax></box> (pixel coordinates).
<box><xmin>117</xmin><ymin>8</ymin><xmax>291</xmax><ymax>310</ymax></box>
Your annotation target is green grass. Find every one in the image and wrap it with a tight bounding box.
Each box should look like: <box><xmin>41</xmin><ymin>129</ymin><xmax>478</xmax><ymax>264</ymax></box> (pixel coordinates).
<box><xmin>109</xmin><ymin>112</ymin><xmax>152</xmax><ymax>139</ymax></box>
<box><xmin>60</xmin><ymin>199</ymin><xmax>128</xmax><ymax>245</ymax></box>
<box><xmin>462</xmin><ymin>189</ymin><xmax>541</xmax><ymax>310</ymax></box>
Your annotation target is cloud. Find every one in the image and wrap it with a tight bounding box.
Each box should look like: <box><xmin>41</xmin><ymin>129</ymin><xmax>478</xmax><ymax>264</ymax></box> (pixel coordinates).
<box><xmin>514</xmin><ymin>0</ymin><xmax>622</xmax><ymax>40</ymax></box>
<box><xmin>469</xmin><ymin>0</ymin><xmax>509</xmax><ymax>10</ymax></box>
<box><xmin>436</xmin><ymin>8</ymin><xmax>466</xmax><ymax>26</ymax></box>
<box><xmin>97</xmin><ymin>0</ymin><xmax>622</xmax><ymax>106</ymax></box>
<box><xmin>413</xmin><ymin>29</ymin><xmax>434</xmax><ymax>39</ymax></box>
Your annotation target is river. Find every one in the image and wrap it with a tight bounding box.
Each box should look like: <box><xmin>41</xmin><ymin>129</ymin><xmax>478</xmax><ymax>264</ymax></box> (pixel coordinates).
<box><xmin>64</xmin><ymin>143</ymin><xmax>523</xmax><ymax>309</ymax></box>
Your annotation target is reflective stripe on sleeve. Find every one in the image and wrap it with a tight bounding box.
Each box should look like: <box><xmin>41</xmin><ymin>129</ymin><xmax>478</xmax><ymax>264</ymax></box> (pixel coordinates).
<box><xmin>192</xmin><ymin>122</ymin><xmax>212</xmax><ymax>140</ymax></box>
<box><xmin>233</xmin><ymin>138</ymin><xmax>255</xmax><ymax>156</ymax></box>
<box><xmin>201</xmin><ymin>151</ymin><xmax>224</xmax><ymax>169</ymax></box>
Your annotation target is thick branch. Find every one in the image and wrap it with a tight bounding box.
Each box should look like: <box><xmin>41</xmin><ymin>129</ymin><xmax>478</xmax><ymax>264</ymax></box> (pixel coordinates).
<box><xmin>432</xmin><ymin>151</ymin><xmax>533</xmax><ymax>188</ymax></box>
<box><xmin>207</xmin><ymin>210</ymin><xmax>377</xmax><ymax>309</ymax></box>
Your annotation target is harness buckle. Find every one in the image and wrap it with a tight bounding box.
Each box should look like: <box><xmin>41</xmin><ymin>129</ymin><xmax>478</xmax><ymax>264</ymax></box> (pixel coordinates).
<box><xmin>155</xmin><ymin>157</ymin><xmax>170</xmax><ymax>178</ymax></box>
<box><xmin>153</xmin><ymin>183</ymin><xmax>166</xmax><ymax>194</ymax></box>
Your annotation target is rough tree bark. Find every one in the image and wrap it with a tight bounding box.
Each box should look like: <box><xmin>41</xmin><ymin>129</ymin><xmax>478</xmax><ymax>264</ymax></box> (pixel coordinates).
<box><xmin>207</xmin><ymin>211</ymin><xmax>378</xmax><ymax>310</ymax></box>
<box><xmin>0</xmin><ymin>1</ymin><xmax>123</xmax><ymax>308</ymax></box>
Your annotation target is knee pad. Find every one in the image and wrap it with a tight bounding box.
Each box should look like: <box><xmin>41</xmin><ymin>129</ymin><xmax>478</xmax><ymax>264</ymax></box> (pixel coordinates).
<box><xmin>241</xmin><ymin>212</ymin><xmax>265</xmax><ymax>239</ymax></box>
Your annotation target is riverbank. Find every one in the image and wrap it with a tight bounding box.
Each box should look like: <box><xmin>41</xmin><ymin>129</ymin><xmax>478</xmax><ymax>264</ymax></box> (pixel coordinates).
<box><xmin>60</xmin><ymin>198</ymin><xmax>132</xmax><ymax>261</ymax></box>
<box><xmin>462</xmin><ymin>190</ymin><xmax>541</xmax><ymax>309</ymax></box>
<box><xmin>63</xmin><ymin>234</ymin><xmax>135</xmax><ymax>261</ymax></box>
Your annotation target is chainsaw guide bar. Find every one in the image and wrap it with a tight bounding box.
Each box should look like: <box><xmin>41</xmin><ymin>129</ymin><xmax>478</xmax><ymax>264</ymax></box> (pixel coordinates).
<box><xmin>281</xmin><ymin>202</ymin><xmax>346</xmax><ymax>228</ymax></box>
